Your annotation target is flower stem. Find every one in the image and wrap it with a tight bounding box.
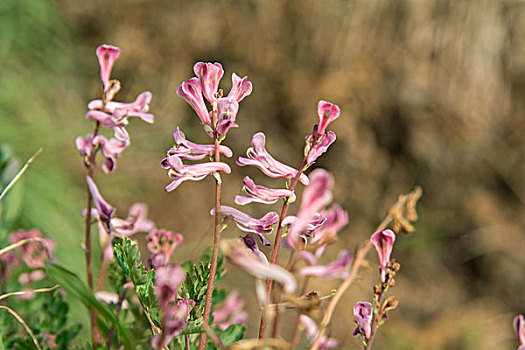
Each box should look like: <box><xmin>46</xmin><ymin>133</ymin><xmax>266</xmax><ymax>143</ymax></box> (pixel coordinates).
<box><xmin>106</xmin><ymin>289</ymin><xmax>126</xmax><ymax>349</ymax></box>
<box><xmin>85</xmin><ymin>122</ymin><xmax>100</xmax><ymax>349</ymax></box>
<box><xmin>198</xmin><ymin>112</ymin><xmax>222</xmax><ymax>350</ymax></box>
<box><xmin>309</xmin><ymin>191</ymin><xmax>415</xmax><ymax>350</ymax></box>
<box><xmin>258</xmin><ymin>157</ymin><xmax>308</xmax><ymax>339</ymax></box>
<box><xmin>364</xmin><ymin>291</ymin><xmax>385</xmax><ymax>350</ymax></box>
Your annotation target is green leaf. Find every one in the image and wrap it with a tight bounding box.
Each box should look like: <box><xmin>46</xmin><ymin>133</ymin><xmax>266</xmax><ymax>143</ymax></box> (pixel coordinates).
<box><xmin>220</xmin><ymin>324</ymin><xmax>245</xmax><ymax>346</ymax></box>
<box><xmin>47</xmin><ymin>262</ymin><xmax>133</xmax><ymax>350</ymax></box>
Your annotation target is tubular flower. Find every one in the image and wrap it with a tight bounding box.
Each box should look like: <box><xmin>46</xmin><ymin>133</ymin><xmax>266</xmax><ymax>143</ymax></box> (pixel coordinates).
<box><xmin>161</xmin><ymin>154</ymin><xmax>231</xmax><ymax>192</ymax></box>
<box><xmin>221</xmin><ymin>240</ymin><xmax>297</xmax><ymax>294</ymax></box>
<box><xmin>86</xmin><ymin>91</ymin><xmax>154</xmax><ymax>142</ymax></box>
<box><xmin>282</xmin><ymin>213</ymin><xmax>326</xmax><ymax>238</ymax></box>
<box><xmin>155</xmin><ymin>263</ymin><xmax>186</xmax><ymax>308</ymax></box>
<box><xmin>299</xmin><ymin>250</ymin><xmax>352</xmax><ymax>279</ymax></box>
<box><xmin>211</xmin><ymin>206</ymin><xmax>278</xmax><ymax>246</ymax></box>
<box><xmin>86</xmin><ymin>176</ymin><xmax>115</xmax><ymax>233</ymax></box>
<box><xmin>236</xmin><ymin>132</ymin><xmax>309</xmax><ymax>185</ymax></box>
<box><xmin>300</xmin><ymin>315</ymin><xmax>338</xmax><ymax>349</ymax></box>
<box><xmin>96</xmin><ymin>44</ymin><xmax>120</xmax><ymax>92</ymax></box>
<box><xmin>234</xmin><ymin>176</ymin><xmax>295</xmax><ymax>205</ymax></box>
<box><xmin>216</xmin><ymin>97</ymin><xmax>240</xmax><ymax>135</ymax></box>
<box><xmin>227</xmin><ymin>73</ymin><xmax>253</xmax><ymax>102</ymax></box>
<box><xmin>287</xmin><ymin>169</ymin><xmax>333</xmax><ymax>249</ymax></box>
<box><xmin>316</xmin><ymin>100</ymin><xmax>340</xmax><ymax>136</ymax></box>
<box><xmin>306</xmin><ymin>131</ymin><xmax>336</xmax><ymax>166</ymax></box>
<box><xmin>212</xmin><ymin>290</ymin><xmax>248</xmax><ymax>331</ymax></box>
<box><xmin>146</xmin><ymin>229</ymin><xmax>183</xmax><ymax>268</ymax></box>
<box><xmin>240</xmin><ymin>234</ymin><xmax>269</xmax><ymax>263</ymax></box>
<box><xmin>77</xmin><ymin>134</ymin><xmax>128</xmax><ymax>173</ymax></box>
<box><xmin>167</xmin><ymin>127</ymin><xmax>232</xmax><ymax>161</ymax></box>
<box><xmin>176</xmin><ymin>77</ymin><xmax>211</xmax><ymax>127</ymax></box>
<box><xmin>310</xmin><ymin>204</ymin><xmax>348</xmax><ymax>246</ymax></box>
<box><xmin>515</xmin><ymin>315</ymin><xmax>525</xmax><ymax>350</ymax></box>
<box><xmin>193</xmin><ymin>62</ymin><xmax>224</xmax><ymax>103</ymax></box>
<box><xmin>370</xmin><ymin>229</ymin><xmax>396</xmax><ymax>282</ymax></box>
<box><xmin>112</xmin><ymin>203</ymin><xmax>155</xmax><ymax>237</ymax></box>
<box><xmin>353</xmin><ymin>302</ymin><xmax>373</xmax><ymax>339</ymax></box>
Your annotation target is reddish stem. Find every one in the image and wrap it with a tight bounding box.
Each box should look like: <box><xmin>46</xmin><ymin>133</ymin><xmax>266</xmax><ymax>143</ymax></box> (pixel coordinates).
<box><xmin>258</xmin><ymin>157</ymin><xmax>308</xmax><ymax>339</ymax></box>
<box><xmin>198</xmin><ymin>113</ymin><xmax>222</xmax><ymax>350</ymax></box>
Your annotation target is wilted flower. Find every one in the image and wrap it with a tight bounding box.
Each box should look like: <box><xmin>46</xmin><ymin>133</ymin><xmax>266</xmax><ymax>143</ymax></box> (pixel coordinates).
<box><xmin>96</xmin><ymin>44</ymin><xmax>120</xmax><ymax>93</ymax></box>
<box><xmin>370</xmin><ymin>229</ymin><xmax>396</xmax><ymax>282</ymax></box>
<box><xmin>237</xmin><ymin>132</ymin><xmax>310</xmax><ymax>185</ymax></box>
<box><xmin>212</xmin><ymin>290</ymin><xmax>248</xmax><ymax>331</ymax></box>
<box><xmin>353</xmin><ymin>302</ymin><xmax>373</xmax><ymax>339</ymax></box>
<box><xmin>287</xmin><ymin>169</ymin><xmax>333</xmax><ymax>249</ymax></box>
<box><xmin>168</xmin><ymin>127</ymin><xmax>233</xmax><ymax>161</ymax></box>
<box><xmin>211</xmin><ymin>205</ymin><xmax>278</xmax><ymax>246</ymax></box>
<box><xmin>161</xmin><ymin>155</ymin><xmax>231</xmax><ymax>192</ymax></box>
<box><xmin>234</xmin><ymin>176</ymin><xmax>295</xmax><ymax>205</ymax></box>
<box><xmin>514</xmin><ymin>315</ymin><xmax>525</xmax><ymax>350</ymax></box>
<box><xmin>86</xmin><ymin>176</ymin><xmax>115</xmax><ymax>233</ymax></box>
<box><xmin>193</xmin><ymin>62</ymin><xmax>224</xmax><ymax>103</ymax></box>
<box><xmin>300</xmin><ymin>250</ymin><xmax>352</xmax><ymax>279</ymax></box>
<box><xmin>299</xmin><ymin>315</ymin><xmax>338</xmax><ymax>349</ymax></box>
<box><xmin>147</xmin><ymin>229</ymin><xmax>183</xmax><ymax>268</ymax></box>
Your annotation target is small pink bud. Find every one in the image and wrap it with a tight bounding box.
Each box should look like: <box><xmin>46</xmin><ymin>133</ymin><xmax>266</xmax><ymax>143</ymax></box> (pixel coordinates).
<box><xmin>370</xmin><ymin>229</ymin><xmax>396</xmax><ymax>282</ymax></box>
<box><xmin>96</xmin><ymin>45</ymin><xmax>121</xmax><ymax>92</ymax></box>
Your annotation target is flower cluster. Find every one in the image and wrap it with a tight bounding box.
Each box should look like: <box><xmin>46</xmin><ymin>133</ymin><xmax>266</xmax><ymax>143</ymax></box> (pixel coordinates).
<box><xmin>76</xmin><ymin>45</ymin><xmax>154</xmax><ymax>174</ymax></box>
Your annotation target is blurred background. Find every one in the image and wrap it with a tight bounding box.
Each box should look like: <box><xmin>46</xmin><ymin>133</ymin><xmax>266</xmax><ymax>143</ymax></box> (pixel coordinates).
<box><xmin>1</xmin><ymin>0</ymin><xmax>524</xmax><ymax>348</ymax></box>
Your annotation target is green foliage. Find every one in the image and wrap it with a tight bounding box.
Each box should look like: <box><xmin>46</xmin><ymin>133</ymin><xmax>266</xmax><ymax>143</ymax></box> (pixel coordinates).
<box><xmin>219</xmin><ymin>324</ymin><xmax>245</xmax><ymax>346</ymax></box>
<box><xmin>47</xmin><ymin>263</ymin><xmax>133</xmax><ymax>350</ymax></box>
<box><xmin>0</xmin><ymin>291</ymin><xmax>81</xmax><ymax>350</ymax></box>
<box><xmin>112</xmin><ymin>237</ymin><xmax>159</xmax><ymax>325</ymax></box>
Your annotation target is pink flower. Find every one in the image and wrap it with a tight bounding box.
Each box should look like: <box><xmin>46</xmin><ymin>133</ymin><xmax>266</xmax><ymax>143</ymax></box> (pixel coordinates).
<box><xmin>310</xmin><ymin>204</ymin><xmax>348</xmax><ymax>246</ymax></box>
<box><xmin>146</xmin><ymin>229</ymin><xmax>183</xmax><ymax>268</ymax></box>
<box><xmin>514</xmin><ymin>315</ymin><xmax>525</xmax><ymax>350</ymax></box>
<box><xmin>221</xmin><ymin>240</ymin><xmax>296</xmax><ymax>294</ymax></box>
<box><xmin>287</xmin><ymin>169</ymin><xmax>333</xmax><ymax>249</ymax></box>
<box><xmin>316</xmin><ymin>100</ymin><xmax>340</xmax><ymax>136</ymax></box>
<box><xmin>299</xmin><ymin>315</ymin><xmax>338</xmax><ymax>349</ymax></box>
<box><xmin>216</xmin><ymin>97</ymin><xmax>239</xmax><ymax>135</ymax></box>
<box><xmin>227</xmin><ymin>73</ymin><xmax>253</xmax><ymax>102</ymax></box>
<box><xmin>161</xmin><ymin>155</ymin><xmax>231</xmax><ymax>192</ymax></box>
<box><xmin>167</xmin><ymin>127</ymin><xmax>232</xmax><ymax>161</ymax></box>
<box><xmin>193</xmin><ymin>62</ymin><xmax>224</xmax><ymax>103</ymax></box>
<box><xmin>353</xmin><ymin>302</ymin><xmax>373</xmax><ymax>339</ymax></box>
<box><xmin>282</xmin><ymin>213</ymin><xmax>326</xmax><ymax>239</ymax></box>
<box><xmin>299</xmin><ymin>250</ymin><xmax>352</xmax><ymax>279</ymax></box>
<box><xmin>155</xmin><ymin>263</ymin><xmax>186</xmax><ymax>308</ymax></box>
<box><xmin>86</xmin><ymin>176</ymin><xmax>115</xmax><ymax>233</ymax></box>
<box><xmin>212</xmin><ymin>290</ymin><xmax>248</xmax><ymax>330</ymax></box>
<box><xmin>370</xmin><ymin>229</ymin><xmax>396</xmax><ymax>282</ymax></box>
<box><xmin>236</xmin><ymin>133</ymin><xmax>309</xmax><ymax>185</ymax></box>
<box><xmin>211</xmin><ymin>205</ymin><xmax>278</xmax><ymax>246</ymax></box>
<box><xmin>306</xmin><ymin>131</ymin><xmax>336</xmax><ymax>166</ymax></box>
<box><xmin>112</xmin><ymin>203</ymin><xmax>155</xmax><ymax>236</ymax></box>
<box><xmin>96</xmin><ymin>45</ymin><xmax>121</xmax><ymax>92</ymax></box>
<box><xmin>234</xmin><ymin>176</ymin><xmax>294</xmax><ymax>205</ymax></box>
<box><xmin>176</xmin><ymin>77</ymin><xmax>211</xmax><ymax>128</ymax></box>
